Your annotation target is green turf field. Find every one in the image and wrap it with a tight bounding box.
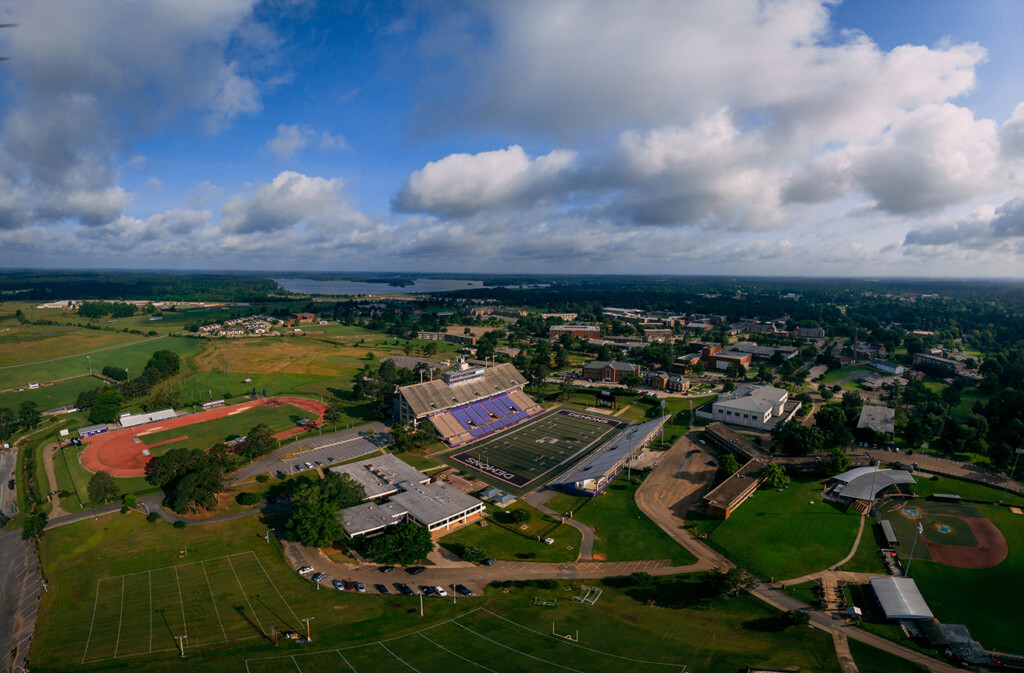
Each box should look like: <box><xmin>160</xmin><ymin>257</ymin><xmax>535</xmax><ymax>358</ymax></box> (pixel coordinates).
<box><xmin>34</xmin><ymin>514</ymin><xmax>839</xmax><ymax>673</ymax></box>
<box><xmin>697</xmin><ymin>476</ymin><xmax>861</xmax><ymax>580</ymax></box>
<box><xmin>848</xmin><ymin>639</ymin><xmax>929</xmax><ymax>673</ymax></box>
<box><xmin>547</xmin><ymin>473</ymin><xmax>698</xmax><ymax>565</ymax></box>
<box><xmin>135</xmin><ymin>402</ymin><xmax>315</xmax><ymax>457</ymax></box>
<box><xmin>439</xmin><ymin>501</ymin><xmax>582</xmax><ymax>563</ymax></box>
<box><xmin>449</xmin><ymin>409</ymin><xmax>623</xmax><ymax>490</ymax></box>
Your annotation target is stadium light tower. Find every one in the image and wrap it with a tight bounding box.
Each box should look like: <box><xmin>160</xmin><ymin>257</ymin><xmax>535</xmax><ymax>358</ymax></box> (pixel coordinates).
<box><xmin>904</xmin><ymin>521</ymin><xmax>924</xmax><ymax>578</ymax></box>
<box><xmin>999</xmin><ymin>447</ymin><xmax>1024</xmax><ymax>504</ymax></box>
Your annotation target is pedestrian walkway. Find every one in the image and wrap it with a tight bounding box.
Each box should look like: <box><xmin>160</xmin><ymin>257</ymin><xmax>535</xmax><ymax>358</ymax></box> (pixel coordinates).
<box><xmin>524</xmin><ymin>488</ymin><xmax>595</xmax><ymax>562</ymax></box>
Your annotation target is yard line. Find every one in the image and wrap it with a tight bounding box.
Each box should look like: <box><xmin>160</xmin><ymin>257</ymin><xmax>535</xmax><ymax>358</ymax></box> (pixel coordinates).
<box><xmin>418</xmin><ymin>632</ymin><xmax>498</xmax><ymax>673</ymax></box>
<box><xmin>337</xmin><ymin>650</ymin><xmax>359</xmax><ymax>672</ymax></box>
<box><xmin>228</xmin><ymin>556</ymin><xmax>266</xmax><ymax>634</ymax></box>
<box><xmin>291</xmin><ymin>655</ymin><xmax>305</xmax><ymax>673</ymax></box>
<box><xmin>479</xmin><ymin>608</ymin><xmax>683</xmax><ymax>667</ymax></box>
<box><xmin>81</xmin><ymin>578</ymin><xmax>105</xmax><ymax>664</ymax></box>
<box><xmin>174</xmin><ymin>566</ymin><xmax>188</xmax><ymax>639</ymax></box>
<box><xmin>113</xmin><ymin>576</ymin><xmax>126</xmax><ymax>657</ymax></box>
<box><xmin>380</xmin><ymin>642</ymin><xmax>421</xmax><ymax>672</ymax></box>
<box><xmin>148</xmin><ymin>570</ymin><xmax>153</xmax><ymax>653</ymax></box>
<box><xmin>452</xmin><ymin>621</ymin><xmax>585</xmax><ymax>673</ymax></box>
<box><xmin>251</xmin><ymin>551</ymin><xmax>301</xmax><ymax>626</ymax></box>
<box><xmin>201</xmin><ymin>560</ymin><xmax>228</xmax><ymax>641</ymax></box>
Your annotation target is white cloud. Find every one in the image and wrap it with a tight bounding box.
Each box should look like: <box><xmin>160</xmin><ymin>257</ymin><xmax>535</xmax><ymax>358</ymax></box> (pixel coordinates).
<box><xmin>265</xmin><ymin>124</ymin><xmax>348</xmax><ymax>160</ymax></box>
<box><xmin>394</xmin><ymin>145</ymin><xmax>576</xmax><ymax>216</ymax></box>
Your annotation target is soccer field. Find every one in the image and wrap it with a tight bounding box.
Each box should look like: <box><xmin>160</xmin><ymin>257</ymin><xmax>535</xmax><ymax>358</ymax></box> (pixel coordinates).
<box><xmin>80</xmin><ymin>551</ymin><xmax>300</xmax><ymax>664</ymax></box>
<box><xmin>245</xmin><ymin>607</ymin><xmax>688</xmax><ymax>673</ymax></box>
<box><xmin>449</xmin><ymin>409</ymin><xmax>623</xmax><ymax>489</ymax></box>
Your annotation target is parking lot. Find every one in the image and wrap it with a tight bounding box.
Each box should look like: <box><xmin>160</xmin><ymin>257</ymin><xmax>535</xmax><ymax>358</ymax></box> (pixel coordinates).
<box><xmin>297</xmin><ymin>565</ymin><xmax>476</xmax><ymax>598</ymax></box>
<box><xmin>281</xmin><ymin>429</ymin><xmax>390</xmax><ymax>475</ymax></box>
<box><xmin>0</xmin><ymin>448</ymin><xmax>18</xmax><ymax>517</ymax></box>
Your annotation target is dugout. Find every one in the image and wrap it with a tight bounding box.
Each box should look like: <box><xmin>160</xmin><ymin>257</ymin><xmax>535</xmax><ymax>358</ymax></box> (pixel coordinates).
<box><xmin>880</xmin><ymin>519</ymin><xmax>899</xmax><ymax>547</ymax></box>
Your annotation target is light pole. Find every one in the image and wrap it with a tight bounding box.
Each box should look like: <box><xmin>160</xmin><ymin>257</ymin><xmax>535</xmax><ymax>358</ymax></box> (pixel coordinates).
<box><xmin>264</xmin><ymin>528</ymin><xmax>273</xmax><ymax>543</ymax></box>
<box><xmin>904</xmin><ymin>522</ymin><xmax>924</xmax><ymax>577</ymax></box>
<box><xmin>124</xmin><ymin>367</ymin><xmax>129</xmax><ymax>382</ymax></box>
<box><xmin>86</xmin><ymin>355</ymin><xmax>91</xmax><ymax>375</ymax></box>
<box><xmin>301</xmin><ymin>617</ymin><xmax>314</xmax><ymax>643</ymax></box>
<box><xmin>999</xmin><ymin>448</ymin><xmax>1024</xmax><ymax>504</ymax></box>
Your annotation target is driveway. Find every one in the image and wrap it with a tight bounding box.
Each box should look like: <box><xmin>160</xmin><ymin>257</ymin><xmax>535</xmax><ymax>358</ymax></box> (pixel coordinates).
<box><xmin>0</xmin><ymin>447</ymin><xmax>17</xmax><ymax>517</ymax></box>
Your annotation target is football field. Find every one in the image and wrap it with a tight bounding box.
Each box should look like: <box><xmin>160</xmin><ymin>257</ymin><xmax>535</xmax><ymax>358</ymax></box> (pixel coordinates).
<box><xmin>449</xmin><ymin>409</ymin><xmax>623</xmax><ymax>489</ymax></box>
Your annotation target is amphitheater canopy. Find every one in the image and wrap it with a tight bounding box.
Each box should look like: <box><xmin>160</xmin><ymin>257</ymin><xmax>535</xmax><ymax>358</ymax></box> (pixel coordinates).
<box><xmin>832</xmin><ymin>467</ymin><xmax>916</xmax><ymax>501</ymax></box>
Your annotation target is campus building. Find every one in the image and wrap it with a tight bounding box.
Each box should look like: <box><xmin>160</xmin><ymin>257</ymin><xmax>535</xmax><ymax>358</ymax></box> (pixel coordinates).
<box><xmin>551</xmin><ymin>417</ymin><xmax>668</xmax><ymax>496</ymax></box>
<box><xmin>549</xmin><ymin>324</ymin><xmax>601</xmax><ymax>339</ymax></box>
<box><xmin>822</xmin><ymin>467</ymin><xmax>916</xmax><ymax>507</ymax></box>
<box><xmin>581</xmin><ymin>360</ymin><xmax>637</xmax><ymax>383</ymax></box>
<box><xmin>328</xmin><ymin>454</ymin><xmax>430</xmax><ymax>500</ymax></box>
<box><xmin>707</xmin><ymin>384</ymin><xmax>798</xmax><ymax>430</ymax></box>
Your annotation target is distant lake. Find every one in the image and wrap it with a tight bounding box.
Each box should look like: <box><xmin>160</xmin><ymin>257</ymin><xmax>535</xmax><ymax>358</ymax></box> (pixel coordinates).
<box><xmin>274</xmin><ymin>277</ymin><xmax>486</xmax><ymax>296</ymax></box>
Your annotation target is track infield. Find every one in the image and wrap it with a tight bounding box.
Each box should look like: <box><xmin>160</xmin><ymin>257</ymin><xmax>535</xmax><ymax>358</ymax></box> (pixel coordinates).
<box><xmin>449</xmin><ymin>409</ymin><xmax>623</xmax><ymax>489</ymax></box>
<box><xmin>80</xmin><ymin>397</ymin><xmax>327</xmax><ymax>477</ymax></box>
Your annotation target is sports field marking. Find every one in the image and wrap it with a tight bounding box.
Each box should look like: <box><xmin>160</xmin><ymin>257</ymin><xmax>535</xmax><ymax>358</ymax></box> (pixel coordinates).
<box><xmin>201</xmin><ymin>560</ymin><xmax>228</xmax><ymax>642</ymax></box>
<box><xmin>253</xmin><ymin>548</ymin><xmax>301</xmax><ymax>627</ymax></box>
<box><xmin>451</xmin><ymin>619</ymin><xmax>586</xmax><ymax>673</ymax></box>
<box><xmin>337</xmin><ymin>650</ymin><xmax>358</xmax><ymax>672</ymax></box>
<box><xmin>113</xmin><ymin>576</ymin><xmax>126</xmax><ymax>657</ymax></box>
<box><xmin>479</xmin><ymin>608</ymin><xmax>685</xmax><ymax>669</ymax></box>
<box><xmin>381</xmin><ymin>642</ymin><xmax>422</xmax><ymax>672</ymax></box>
<box><xmin>228</xmin><ymin>555</ymin><xmax>265</xmax><ymax>635</ymax></box>
<box><xmin>417</xmin><ymin>631</ymin><xmax>498</xmax><ymax>673</ymax></box>
<box><xmin>81</xmin><ymin>578</ymin><xmax>104</xmax><ymax>664</ymax></box>
<box><xmin>291</xmin><ymin>654</ymin><xmax>305</xmax><ymax>672</ymax></box>
<box><xmin>148</xmin><ymin>570</ymin><xmax>153</xmax><ymax>652</ymax></box>
<box><xmin>174</xmin><ymin>566</ymin><xmax>188</xmax><ymax>638</ymax></box>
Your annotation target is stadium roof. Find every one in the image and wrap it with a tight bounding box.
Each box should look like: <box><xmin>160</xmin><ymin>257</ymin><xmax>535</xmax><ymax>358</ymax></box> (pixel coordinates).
<box><xmin>870</xmin><ymin>577</ymin><xmax>934</xmax><ymax>620</ymax></box>
<box><xmin>119</xmin><ymin>408</ymin><xmax>178</xmax><ymax>428</ymax></box>
<box><xmin>398</xmin><ymin>362</ymin><xmax>527</xmax><ymax>418</ymax></box>
<box><xmin>328</xmin><ymin>454</ymin><xmax>429</xmax><ymax>500</ymax></box>
<box><xmin>832</xmin><ymin>467</ymin><xmax>916</xmax><ymax>501</ymax></box>
<box><xmin>553</xmin><ymin>417</ymin><xmax>667</xmax><ymax>490</ymax></box>
<box><xmin>857</xmin><ymin>405</ymin><xmax>895</xmax><ymax>434</ymax></box>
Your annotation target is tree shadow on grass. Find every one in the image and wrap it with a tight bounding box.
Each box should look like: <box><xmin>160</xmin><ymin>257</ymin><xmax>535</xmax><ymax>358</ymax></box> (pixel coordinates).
<box><xmin>605</xmin><ymin>575</ymin><xmax>720</xmax><ymax>610</ymax></box>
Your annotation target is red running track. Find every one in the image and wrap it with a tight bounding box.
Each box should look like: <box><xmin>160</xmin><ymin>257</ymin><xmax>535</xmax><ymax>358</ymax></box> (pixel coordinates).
<box><xmin>79</xmin><ymin>397</ymin><xmax>327</xmax><ymax>477</ymax></box>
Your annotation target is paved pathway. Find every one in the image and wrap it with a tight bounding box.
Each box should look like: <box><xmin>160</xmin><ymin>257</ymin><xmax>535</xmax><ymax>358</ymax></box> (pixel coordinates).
<box><xmin>524</xmin><ymin>488</ymin><xmax>595</xmax><ymax>561</ymax></box>
<box><xmin>833</xmin><ymin>631</ymin><xmax>859</xmax><ymax>673</ymax></box>
<box><xmin>0</xmin><ymin>531</ymin><xmax>40</xmax><ymax>673</ymax></box>
<box><xmin>41</xmin><ymin>442</ymin><xmax>70</xmax><ymax>518</ymax></box>
<box><xmin>865</xmin><ymin>448</ymin><xmax>1022</xmax><ymax>495</ymax></box>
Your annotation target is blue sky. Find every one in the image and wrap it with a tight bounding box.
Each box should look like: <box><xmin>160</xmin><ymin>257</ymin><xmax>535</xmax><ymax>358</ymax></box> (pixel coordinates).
<box><xmin>1</xmin><ymin>0</ymin><xmax>1023</xmax><ymax>276</ymax></box>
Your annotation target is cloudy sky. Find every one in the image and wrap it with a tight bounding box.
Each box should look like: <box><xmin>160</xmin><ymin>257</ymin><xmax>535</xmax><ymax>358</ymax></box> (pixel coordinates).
<box><xmin>1</xmin><ymin>0</ymin><xmax>1023</xmax><ymax>277</ymax></box>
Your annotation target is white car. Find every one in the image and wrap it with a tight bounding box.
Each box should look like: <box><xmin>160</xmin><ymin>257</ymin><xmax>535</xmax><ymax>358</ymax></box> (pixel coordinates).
<box><xmin>297</xmin><ymin>566</ymin><xmax>313</xmax><ymax>575</ymax></box>
<box><xmin>434</xmin><ymin>586</ymin><xmax>448</xmax><ymax>597</ymax></box>
<box><xmin>304</xmin><ymin>461</ymin><xmax>314</xmax><ymax>469</ymax></box>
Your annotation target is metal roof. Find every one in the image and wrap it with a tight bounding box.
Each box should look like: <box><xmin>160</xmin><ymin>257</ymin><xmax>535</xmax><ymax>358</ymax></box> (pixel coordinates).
<box><xmin>340</xmin><ymin>501</ymin><xmax>407</xmax><ymax>537</ymax></box>
<box><xmin>833</xmin><ymin>467</ymin><xmax>916</xmax><ymax>501</ymax></box>
<box><xmin>119</xmin><ymin>408</ymin><xmax>178</xmax><ymax>428</ymax></box>
<box><xmin>714</xmin><ymin>384</ymin><xmax>786</xmax><ymax>414</ymax></box>
<box><xmin>553</xmin><ymin>417</ymin><xmax>667</xmax><ymax>489</ymax></box>
<box><xmin>870</xmin><ymin>577</ymin><xmax>934</xmax><ymax>620</ymax></box>
<box><xmin>398</xmin><ymin>362</ymin><xmax>527</xmax><ymax>418</ymax></box>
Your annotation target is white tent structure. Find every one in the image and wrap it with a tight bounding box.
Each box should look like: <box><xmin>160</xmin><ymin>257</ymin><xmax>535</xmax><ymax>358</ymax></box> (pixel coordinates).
<box><xmin>824</xmin><ymin>466</ymin><xmax>916</xmax><ymax>503</ymax></box>
<box><xmin>870</xmin><ymin>577</ymin><xmax>934</xmax><ymax>620</ymax></box>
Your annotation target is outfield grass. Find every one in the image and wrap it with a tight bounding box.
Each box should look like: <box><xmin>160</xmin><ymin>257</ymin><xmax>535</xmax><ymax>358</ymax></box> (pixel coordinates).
<box><xmin>912</xmin><ymin>473</ymin><xmax>1024</xmax><ymax>507</ymax></box>
<box><xmin>546</xmin><ymin>473</ymin><xmax>698</xmax><ymax>566</ymax></box>
<box><xmin>34</xmin><ymin>513</ymin><xmax>839</xmax><ymax>673</ymax></box>
<box><xmin>439</xmin><ymin>501</ymin><xmax>581</xmax><ymax>563</ymax></box>
<box><xmin>51</xmin><ymin>442</ymin><xmax>155</xmax><ymax>510</ymax></box>
<box><xmin>848</xmin><ymin>639</ymin><xmax>929</xmax><ymax>673</ymax></box>
<box><xmin>699</xmin><ymin>476</ymin><xmax>861</xmax><ymax>580</ymax></box>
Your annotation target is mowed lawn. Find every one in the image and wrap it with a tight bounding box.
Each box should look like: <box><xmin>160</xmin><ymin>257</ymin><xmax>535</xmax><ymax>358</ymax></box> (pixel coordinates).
<box><xmin>547</xmin><ymin>473</ymin><xmax>698</xmax><ymax>566</ymax></box>
<box><xmin>439</xmin><ymin>501</ymin><xmax>581</xmax><ymax>563</ymax></box>
<box><xmin>704</xmin><ymin>476</ymin><xmax>861</xmax><ymax>580</ymax></box>
<box><xmin>137</xmin><ymin>402</ymin><xmax>316</xmax><ymax>456</ymax></box>
<box><xmin>35</xmin><ymin>513</ymin><xmax>839</xmax><ymax>673</ymax></box>
<box><xmin>848</xmin><ymin>639</ymin><xmax>929</xmax><ymax>673</ymax></box>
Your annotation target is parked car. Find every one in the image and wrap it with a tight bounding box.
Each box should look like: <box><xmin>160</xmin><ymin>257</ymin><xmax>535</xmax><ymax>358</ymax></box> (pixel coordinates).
<box><xmin>395</xmin><ymin>583</ymin><xmax>414</xmax><ymax>596</ymax></box>
<box><xmin>419</xmin><ymin>585</ymin><xmax>435</xmax><ymax>596</ymax></box>
<box><xmin>297</xmin><ymin>566</ymin><xmax>313</xmax><ymax>575</ymax></box>
<box><xmin>481</xmin><ymin>558</ymin><xmax>497</xmax><ymax>566</ymax></box>
<box><xmin>406</xmin><ymin>566</ymin><xmax>426</xmax><ymax>575</ymax></box>
<box><xmin>326</xmin><ymin>456</ymin><xmax>336</xmax><ymax>463</ymax></box>
<box><xmin>344</xmin><ymin>580</ymin><xmax>356</xmax><ymax>592</ymax></box>
<box><xmin>304</xmin><ymin>461</ymin><xmax>314</xmax><ymax>469</ymax></box>
<box><xmin>379</xmin><ymin>566</ymin><xmax>396</xmax><ymax>574</ymax></box>
<box><xmin>454</xmin><ymin>584</ymin><xmax>473</xmax><ymax>596</ymax></box>
<box><xmin>355</xmin><ymin>582</ymin><xmax>367</xmax><ymax>593</ymax></box>
<box><xmin>294</xmin><ymin>464</ymin><xmax>303</xmax><ymax>471</ymax></box>
<box><xmin>374</xmin><ymin>584</ymin><xmax>389</xmax><ymax>594</ymax></box>
<box><xmin>311</xmin><ymin>572</ymin><xmax>327</xmax><ymax>583</ymax></box>
<box><xmin>434</xmin><ymin>586</ymin><xmax>448</xmax><ymax>597</ymax></box>
<box><xmin>331</xmin><ymin>579</ymin><xmax>345</xmax><ymax>591</ymax></box>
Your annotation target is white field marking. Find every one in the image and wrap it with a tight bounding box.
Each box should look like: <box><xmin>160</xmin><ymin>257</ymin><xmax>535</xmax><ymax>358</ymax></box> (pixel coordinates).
<box><xmin>228</xmin><ymin>555</ymin><xmax>266</xmax><ymax>635</ymax></box>
<box><xmin>480</xmin><ymin>608</ymin><xmax>685</xmax><ymax>667</ymax></box>
<box><xmin>251</xmin><ymin>551</ymin><xmax>301</xmax><ymax>626</ymax></box>
<box><xmin>418</xmin><ymin>632</ymin><xmax>498</xmax><ymax>673</ymax></box>
<box><xmin>451</xmin><ymin>621</ymin><xmax>585</xmax><ymax>673</ymax></box>
<box><xmin>337</xmin><ymin>651</ymin><xmax>359</xmax><ymax>672</ymax></box>
<box><xmin>81</xmin><ymin>577</ymin><xmax>107</xmax><ymax>663</ymax></box>
<box><xmin>174</xmin><ymin>565</ymin><xmax>187</xmax><ymax>638</ymax></box>
<box><xmin>96</xmin><ymin>551</ymin><xmax>253</xmax><ymax>580</ymax></box>
<box><xmin>80</xmin><ymin>634</ymin><xmax>269</xmax><ymax>665</ymax></box>
<box><xmin>148</xmin><ymin>570</ymin><xmax>153</xmax><ymax>653</ymax></box>
<box><xmin>291</xmin><ymin>655</ymin><xmax>305</xmax><ymax>672</ymax></box>
<box><xmin>113</xmin><ymin>576</ymin><xmax>126</xmax><ymax>657</ymax></box>
<box><xmin>380</xmin><ymin>642</ymin><xmax>421</xmax><ymax>673</ymax></box>
<box><xmin>201</xmin><ymin>560</ymin><xmax>228</xmax><ymax>641</ymax></box>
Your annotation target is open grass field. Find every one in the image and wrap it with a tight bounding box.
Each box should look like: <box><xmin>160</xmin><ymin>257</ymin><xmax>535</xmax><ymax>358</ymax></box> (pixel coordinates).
<box><xmin>848</xmin><ymin>639</ymin><xmax>930</xmax><ymax>673</ymax></box>
<box><xmin>34</xmin><ymin>513</ymin><xmax>839</xmax><ymax>673</ymax></box>
<box><xmin>448</xmin><ymin>409</ymin><xmax>623</xmax><ymax>490</ymax></box>
<box><xmin>52</xmin><ymin>441</ymin><xmax>155</xmax><ymax>510</ymax></box>
<box><xmin>439</xmin><ymin>501</ymin><xmax>582</xmax><ymax>563</ymax></box>
<box><xmin>0</xmin><ymin>321</ymin><xmax>142</xmax><ymax>367</ymax></box>
<box><xmin>547</xmin><ymin>473</ymin><xmax>698</xmax><ymax>566</ymax></box>
<box><xmin>138</xmin><ymin>403</ymin><xmax>314</xmax><ymax>454</ymax></box>
<box><xmin>0</xmin><ymin>374</ymin><xmax>109</xmax><ymax>411</ymax></box>
<box><xmin>695</xmin><ymin>476</ymin><xmax>861</xmax><ymax>580</ymax></box>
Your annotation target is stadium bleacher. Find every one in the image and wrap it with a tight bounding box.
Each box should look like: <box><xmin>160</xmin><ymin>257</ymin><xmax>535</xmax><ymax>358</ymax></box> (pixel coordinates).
<box><xmin>427</xmin><ymin>390</ymin><xmax>542</xmax><ymax>447</ymax></box>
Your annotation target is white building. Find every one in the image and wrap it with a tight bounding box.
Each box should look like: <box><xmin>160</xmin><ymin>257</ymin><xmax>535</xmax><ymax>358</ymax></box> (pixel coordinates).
<box><xmin>710</xmin><ymin>384</ymin><xmax>793</xmax><ymax>430</ymax></box>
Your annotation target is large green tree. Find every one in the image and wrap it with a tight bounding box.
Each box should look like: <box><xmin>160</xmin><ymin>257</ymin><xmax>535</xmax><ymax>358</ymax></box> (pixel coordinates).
<box><xmin>241</xmin><ymin>423</ymin><xmax>276</xmax><ymax>459</ymax></box>
<box><xmin>761</xmin><ymin>463</ymin><xmax>790</xmax><ymax>489</ymax></box>
<box><xmin>287</xmin><ymin>472</ymin><xmax>366</xmax><ymax>547</ymax></box>
<box><xmin>19</xmin><ymin>401</ymin><xmax>40</xmax><ymax>430</ymax></box>
<box><xmin>362</xmin><ymin>522</ymin><xmax>434</xmax><ymax>565</ymax></box>
<box><xmin>87</xmin><ymin>471</ymin><xmax>119</xmax><ymax>503</ymax></box>
<box><xmin>0</xmin><ymin>407</ymin><xmax>17</xmax><ymax>442</ymax></box>
<box><xmin>88</xmin><ymin>390</ymin><xmax>124</xmax><ymax>424</ymax></box>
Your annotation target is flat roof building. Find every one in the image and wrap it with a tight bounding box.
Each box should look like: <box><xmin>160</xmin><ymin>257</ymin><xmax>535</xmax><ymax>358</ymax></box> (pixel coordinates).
<box><xmin>119</xmin><ymin>408</ymin><xmax>178</xmax><ymax>429</ymax></box>
<box><xmin>709</xmin><ymin>384</ymin><xmax>794</xmax><ymax>430</ymax></box>
<box><xmin>340</xmin><ymin>502</ymin><xmax>408</xmax><ymax>539</ymax></box>
<box><xmin>552</xmin><ymin>417</ymin><xmax>666</xmax><ymax>496</ymax></box>
<box><xmin>857</xmin><ymin>405</ymin><xmax>895</xmax><ymax>435</ymax></box>
<box><xmin>328</xmin><ymin>454</ymin><xmax>429</xmax><ymax>500</ymax></box>
<box><xmin>870</xmin><ymin>577</ymin><xmax>934</xmax><ymax>620</ymax></box>
<box><xmin>389</xmin><ymin>481</ymin><xmax>485</xmax><ymax>534</ymax></box>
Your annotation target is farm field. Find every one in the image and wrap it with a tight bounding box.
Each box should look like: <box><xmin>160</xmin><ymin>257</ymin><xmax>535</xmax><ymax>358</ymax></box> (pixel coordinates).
<box><xmin>447</xmin><ymin>409</ymin><xmax>623</xmax><ymax>491</ymax></box>
<box><xmin>695</xmin><ymin>476</ymin><xmax>861</xmax><ymax>580</ymax></box>
<box><xmin>547</xmin><ymin>473</ymin><xmax>698</xmax><ymax>566</ymax></box>
<box><xmin>34</xmin><ymin>514</ymin><xmax>840</xmax><ymax>673</ymax></box>
<box><xmin>0</xmin><ymin>375</ymin><xmax>110</xmax><ymax>411</ymax></box>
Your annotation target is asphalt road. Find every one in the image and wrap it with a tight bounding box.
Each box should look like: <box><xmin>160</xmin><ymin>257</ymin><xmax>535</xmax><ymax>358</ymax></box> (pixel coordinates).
<box><xmin>0</xmin><ymin>531</ymin><xmax>40</xmax><ymax>672</ymax></box>
<box><xmin>0</xmin><ymin>447</ymin><xmax>17</xmax><ymax>518</ymax></box>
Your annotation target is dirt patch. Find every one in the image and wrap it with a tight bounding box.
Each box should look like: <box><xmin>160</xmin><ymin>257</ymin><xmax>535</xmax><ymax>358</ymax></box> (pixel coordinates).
<box><xmin>923</xmin><ymin>515</ymin><xmax>1008</xmax><ymax>569</ymax></box>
